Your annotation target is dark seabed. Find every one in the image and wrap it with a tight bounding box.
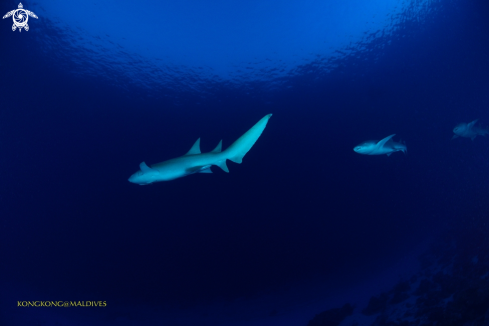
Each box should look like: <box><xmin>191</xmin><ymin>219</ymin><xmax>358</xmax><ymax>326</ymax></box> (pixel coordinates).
<box><xmin>1</xmin><ymin>0</ymin><xmax>489</xmax><ymax>325</ymax></box>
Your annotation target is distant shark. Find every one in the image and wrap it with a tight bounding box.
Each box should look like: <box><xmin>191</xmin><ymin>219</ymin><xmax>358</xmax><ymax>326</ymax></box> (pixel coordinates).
<box><xmin>128</xmin><ymin>114</ymin><xmax>273</xmax><ymax>185</ymax></box>
<box><xmin>354</xmin><ymin>134</ymin><xmax>407</xmax><ymax>156</ymax></box>
<box><xmin>452</xmin><ymin>119</ymin><xmax>488</xmax><ymax>140</ymax></box>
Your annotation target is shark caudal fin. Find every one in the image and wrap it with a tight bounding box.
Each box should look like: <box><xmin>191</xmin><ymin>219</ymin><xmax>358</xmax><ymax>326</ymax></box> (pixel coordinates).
<box><xmin>224</xmin><ymin>114</ymin><xmax>272</xmax><ymax>164</ymax></box>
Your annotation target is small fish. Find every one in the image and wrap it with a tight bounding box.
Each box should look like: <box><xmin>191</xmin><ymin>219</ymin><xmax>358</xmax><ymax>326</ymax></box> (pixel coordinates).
<box><xmin>452</xmin><ymin>119</ymin><xmax>489</xmax><ymax>140</ymax></box>
<box><xmin>354</xmin><ymin>134</ymin><xmax>407</xmax><ymax>156</ymax></box>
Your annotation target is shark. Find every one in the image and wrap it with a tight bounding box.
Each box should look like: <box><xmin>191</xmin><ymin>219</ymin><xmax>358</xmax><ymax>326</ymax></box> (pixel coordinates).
<box><xmin>452</xmin><ymin>119</ymin><xmax>489</xmax><ymax>140</ymax></box>
<box><xmin>354</xmin><ymin>134</ymin><xmax>407</xmax><ymax>156</ymax></box>
<box><xmin>128</xmin><ymin>114</ymin><xmax>273</xmax><ymax>185</ymax></box>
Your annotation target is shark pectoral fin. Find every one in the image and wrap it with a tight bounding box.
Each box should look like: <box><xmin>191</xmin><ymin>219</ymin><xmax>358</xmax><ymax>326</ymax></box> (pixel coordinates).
<box><xmin>452</xmin><ymin>134</ymin><xmax>459</xmax><ymax>139</ymax></box>
<box><xmin>139</xmin><ymin>162</ymin><xmax>153</xmax><ymax>172</ymax></box>
<box><xmin>471</xmin><ymin>136</ymin><xmax>476</xmax><ymax>141</ymax></box>
<box><xmin>386</xmin><ymin>153</ymin><xmax>392</xmax><ymax>157</ymax></box>
<box><xmin>185</xmin><ymin>138</ymin><xmax>201</xmax><ymax>155</ymax></box>
<box><xmin>211</xmin><ymin>140</ymin><xmax>222</xmax><ymax>153</ymax></box>
<box><xmin>216</xmin><ymin>160</ymin><xmax>229</xmax><ymax>173</ymax></box>
<box><xmin>377</xmin><ymin>134</ymin><xmax>396</xmax><ymax>148</ymax></box>
<box><xmin>187</xmin><ymin>165</ymin><xmax>212</xmax><ymax>174</ymax></box>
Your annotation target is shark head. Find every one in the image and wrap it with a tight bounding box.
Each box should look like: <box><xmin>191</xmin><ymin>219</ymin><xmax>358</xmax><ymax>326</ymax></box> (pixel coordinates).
<box><xmin>128</xmin><ymin>162</ymin><xmax>161</xmax><ymax>185</ymax></box>
<box><xmin>353</xmin><ymin>141</ymin><xmax>376</xmax><ymax>154</ymax></box>
<box><xmin>453</xmin><ymin>123</ymin><xmax>468</xmax><ymax>136</ymax></box>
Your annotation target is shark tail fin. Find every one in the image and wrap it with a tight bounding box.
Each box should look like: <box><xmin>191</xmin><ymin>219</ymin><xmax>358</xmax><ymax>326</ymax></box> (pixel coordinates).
<box><xmin>224</xmin><ymin>114</ymin><xmax>272</xmax><ymax>164</ymax></box>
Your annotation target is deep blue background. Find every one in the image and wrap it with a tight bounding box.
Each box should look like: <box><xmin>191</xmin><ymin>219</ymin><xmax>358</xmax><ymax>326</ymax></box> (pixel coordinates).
<box><xmin>1</xmin><ymin>0</ymin><xmax>489</xmax><ymax>325</ymax></box>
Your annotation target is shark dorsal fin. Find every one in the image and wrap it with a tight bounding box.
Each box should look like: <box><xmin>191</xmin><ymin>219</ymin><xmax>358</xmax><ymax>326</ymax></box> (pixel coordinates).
<box><xmin>139</xmin><ymin>162</ymin><xmax>152</xmax><ymax>172</ymax></box>
<box><xmin>377</xmin><ymin>134</ymin><xmax>396</xmax><ymax>148</ymax></box>
<box><xmin>211</xmin><ymin>140</ymin><xmax>222</xmax><ymax>153</ymax></box>
<box><xmin>468</xmin><ymin>119</ymin><xmax>479</xmax><ymax>128</ymax></box>
<box><xmin>185</xmin><ymin>138</ymin><xmax>201</xmax><ymax>155</ymax></box>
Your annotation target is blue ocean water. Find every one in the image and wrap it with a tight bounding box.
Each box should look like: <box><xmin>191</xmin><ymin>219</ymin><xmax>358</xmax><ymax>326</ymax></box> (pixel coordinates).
<box><xmin>1</xmin><ymin>0</ymin><xmax>489</xmax><ymax>325</ymax></box>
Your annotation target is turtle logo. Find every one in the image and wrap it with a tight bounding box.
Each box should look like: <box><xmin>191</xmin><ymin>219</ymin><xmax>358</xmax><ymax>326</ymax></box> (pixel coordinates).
<box><xmin>3</xmin><ymin>3</ymin><xmax>38</xmax><ymax>32</ymax></box>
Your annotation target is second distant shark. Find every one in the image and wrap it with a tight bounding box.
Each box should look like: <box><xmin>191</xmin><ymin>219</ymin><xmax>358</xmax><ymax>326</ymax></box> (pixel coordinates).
<box><xmin>452</xmin><ymin>119</ymin><xmax>488</xmax><ymax>140</ymax></box>
<box><xmin>354</xmin><ymin>134</ymin><xmax>407</xmax><ymax>156</ymax></box>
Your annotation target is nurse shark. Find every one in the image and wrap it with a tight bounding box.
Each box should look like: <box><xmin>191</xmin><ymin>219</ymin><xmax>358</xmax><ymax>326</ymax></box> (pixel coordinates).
<box><xmin>452</xmin><ymin>119</ymin><xmax>488</xmax><ymax>140</ymax></box>
<box><xmin>129</xmin><ymin>114</ymin><xmax>272</xmax><ymax>185</ymax></box>
<box><xmin>354</xmin><ymin>134</ymin><xmax>406</xmax><ymax>156</ymax></box>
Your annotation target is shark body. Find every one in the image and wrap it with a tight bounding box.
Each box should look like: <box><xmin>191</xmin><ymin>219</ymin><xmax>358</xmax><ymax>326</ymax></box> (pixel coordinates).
<box><xmin>452</xmin><ymin>119</ymin><xmax>488</xmax><ymax>140</ymax></box>
<box><xmin>128</xmin><ymin>114</ymin><xmax>272</xmax><ymax>185</ymax></box>
<box><xmin>354</xmin><ymin>134</ymin><xmax>406</xmax><ymax>156</ymax></box>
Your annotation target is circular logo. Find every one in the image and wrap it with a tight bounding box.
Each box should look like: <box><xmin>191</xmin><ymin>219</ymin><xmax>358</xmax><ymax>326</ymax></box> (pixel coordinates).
<box><xmin>13</xmin><ymin>9</ymin><xmax>27</xmax><ymax>27</ymax></box>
